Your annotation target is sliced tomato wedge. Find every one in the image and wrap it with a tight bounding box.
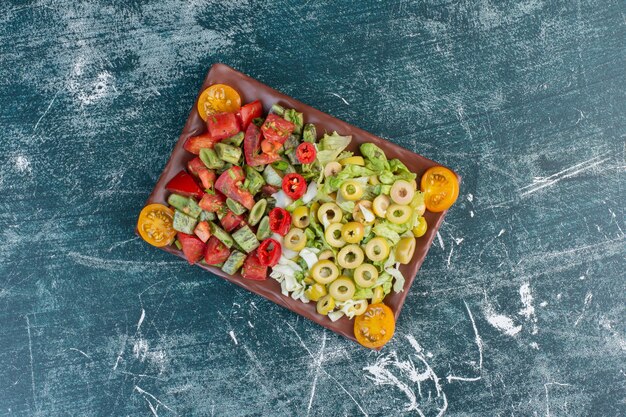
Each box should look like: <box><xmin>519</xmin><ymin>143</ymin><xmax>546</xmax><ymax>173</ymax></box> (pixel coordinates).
<box><xmin>244</xmin><ymin>123</ymin><xmax>281</xmax><ymax>167</ymax></box>
<box><xmin>238</xmin><ymin>100</ymin><xmax>263</xmax><ymax>130</ymax></box>
<box><xmin>296</xmin><ymin>142</ymin><xmax>316</xmax><ymax>164</ymax></box>
<box><xmin>207</xmin><ymin>113</ymin><xmax>240</xmax><ymax>141</ymax></box>
<box><xmin>261</xmin><ymin>114</ymin><xmax>294</xmax><ymax>145</ymax></box>
<box><xmin>241</xmin><ymin>250</ymin><xmax>268</xmax><ymax>280</ymax></box>
<box><xmin>220</xmin><ymin>211</ymin><xmax>245</xmax><ymax>233</ymax></box>
<box><xmin>184</xmin><ymin>133</ymin><xmax>222</xmax><ymax>155</ymax></box>
<box><xmin>214</xmin><ymin>166</ymin><xmax>255</xmax><ymax>210</ymax></box>
<box><xmin>177</xmin><ymin>232</ymin><xmax>206</xmax><ymax>264</ymax></box>
<box><xmin>165</xmin><ymin>170</ymin><xmax>204</xmax><ymax>199</ymax></box>
<box><xmin>198</xmin><ymin>193</ymin><xmax>225</xmax><ymax>212</ymax></box>
<box><xmin>204</xmin><ymin>236</ymin><xmax>231</xmax><ymax>265</ymax></box>
<box><xmin>282</xmin><ymin>173</ymin><xmax>307</xmax><ymax>200</ymax></box>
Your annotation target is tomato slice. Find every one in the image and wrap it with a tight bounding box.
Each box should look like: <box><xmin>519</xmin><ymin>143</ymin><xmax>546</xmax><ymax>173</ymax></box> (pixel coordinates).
<box><xmin>296</xmin><ymin>142</ymin><xmax>316</xmax><ymax>164</ymax></box>
<box><xmin>165</xmin><ymin>170</ymin><xmax>204</xmax><ymax>199</ymax></box>
<box><xmin>207</xmin><ymin>112</ymin><xmax>240</xmax><ymax>141</ymax></box>
<box><xmin>197</xmin><ymin>84</ymin><xmax>241</xmax><ymax>121</ymax></box>
<box><xmin>220</xmin><ymin>211</ymin><xmax>245</xmax><ymax>233</ymax></box>
<box><xmin>204</xmin><ymin>236</ymin><xmax>231</xmax><ymax>265</ymax></box>
<box><xmin>197</xmin><ymin>169</ymin><xmax>216</xmax><ymax>190</ymax></box>
<box><xmin>257</xmin><ymin>238</ymin><xmax>281</xmax><ymax>267</ymax></box>
<box><xmin>241</xmin><ymin>250</ymin><xmax>268</xmax><ymax>280</ymax></box>
<box><xmin>194</xmin><ymin>221</ymin><xmax>212</xmax><ymax>243</ymax></box>
<box><xmin>177</xmin><ymin>232</ymin><xmax>206</xmax><ymax>264</ymax></box>
<box><xmin>420</xmin><ymin>166</ymin><xmax>459</xmax><ymax>212</ymax></box>
<box><xmin>268</xmin><ymin>207</ymin><xmax>291</xmax><ymax>236</ymax></box>
<box><xmin>214</xmin><ymin>166</ymin><xmax>255</xmax><ymax>210</ymax></box>
<box><xmin>261</xmin><ymin>114</ymin><xmax>294</xmax><ymax>145</ymax></box>
<box><xmin>198</xmin><ymin>193</ymin><xmax>225</xmax><ymax>212</ymax></box>
<box><xmin>244</xmin><ymin>123</ymin><xmax>281</xmax><ymax>167</ymax></box>
<box><xmin>137</xmin><ymin>204</ymin><xmax>177</xmax><ymax>247</ymax></box>
<box><xmin>184</xmin><ymin>133</ymin><xmax>222</xmax><ymax>155</ymax></box>
<box><xmin>238</xmin><ymin>100</ymin><xmax>263</xmax><ymax>130</ymax></box>
<box><xmin>282</xmin><ymin>173</ymin><xmax>307</xmax><ymax>200</ymax></box>
<box><xmin>354</xmin><ymin>303</ymin><xmax>396</xmax><ymax>349</ymax></box>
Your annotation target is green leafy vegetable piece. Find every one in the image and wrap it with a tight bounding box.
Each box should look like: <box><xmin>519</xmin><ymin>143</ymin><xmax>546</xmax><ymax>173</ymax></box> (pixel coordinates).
<box><xmin>283</xmin><ymin>109</ymin><xmax>303</xmax><ymax>134</ymax></box>
<box><xmin>316</xmin><ymin>132</ymin><xmax>352</xmax><ymax>166</ymax></box>
<box><xmin>360</xmin><ymin>143</ymin><xmax>390</xmax><ymax>172</ymax></box>
<box><xmin>302</xmin><ymin>123</ymin><xmax>317</xmax><ymax>143</ymax></box>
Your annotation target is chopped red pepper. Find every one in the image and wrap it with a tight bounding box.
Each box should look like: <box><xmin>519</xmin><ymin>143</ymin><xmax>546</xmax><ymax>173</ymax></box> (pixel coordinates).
<box><xmin>296</xmin><ymin>142</ymin><xmax>316</xmax><ymax>164</ymax></box>
<box><xmin>207</xmin><ymin>112</ymin><xmax>240</xmax><ymax>141</ymax></box>
<box><xmin>165</xmin><ymin>170</ymin><xmax>204</xmax><ymax>199</ymax></box>
<box><xmin>194</xmin><ymin>221</ymin><xmax>212</xmax><ymax>243</ymax></box>
<box><xmin>204</xmin><ymin>236</ymin><xmax>231</xmax><ymax>265</ymax></box>
<box><xmin>220</xmin><ymin>211</ymin><xmax>245</xmax><ymax>233</ymax></box>
<box><xmin>238</xmin><ymin>100</ymin><xmax>263</xmax><ymax>130</ymax></box>
<box><xmin>199</xmin><ymin>193</ymin><xmax>225</xmax><ymax>212</ymax></box>
<box><xmin>241</xmin><ymin>250</ymin><xmax>268</xmax><ymax>280</ymax></box>
<box><xmin>268</xmin><ymin>207</ymin><xmax>291</xmax><ymax>236</ymax></box>
<box><xmin>282</xmin><ymin>173</ymin><xmax>307</xmax><ymax>200</ymax></box>
<box><xmin>244</xmin><ymin>123</ymin><xmax>281</xmax><ymax>167</ymax></box>
<box><xmin>261</xmin><ymin>114</ymin><xmax>294</xmax><ymax>145</ymax></box>
<box><xmin>184</xmin><ymin>133</ymin><xmax>222</xmax><ymax>154</ymax></box>
<box><xmin>177</xmin><ymin>232</ymin><xmax>206</xmax><ymax>264</ymax></box>
<box><xmin>214</xmin><ymin>166</ymin><xmax>255</xmax><ymax>210</ymax></box>
<box><xmin>257</xmin><ymin>238</ymin><xmax>281</xmax><ymax>267</ymax></box>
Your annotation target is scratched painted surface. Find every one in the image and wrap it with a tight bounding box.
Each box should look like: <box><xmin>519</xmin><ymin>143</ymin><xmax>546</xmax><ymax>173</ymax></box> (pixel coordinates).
<box><xmin>0</xmin><ymin>0</ymin><xmax>624</xmax><ymax>416</ymax></box>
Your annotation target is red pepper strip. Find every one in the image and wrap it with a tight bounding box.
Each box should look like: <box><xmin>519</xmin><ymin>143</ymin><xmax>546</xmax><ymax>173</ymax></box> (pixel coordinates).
<box><xmin>296</xmin><ymin>142</ymin><xmax>316</xmax><ymax>164</ymax></box>
<box><xmin>282</xmin><ymin>173</ymin><xmax>307</xmax><ymax>200</ymax></box>
<box><xmin>268</xmin><ymin>207</ymin><xmax>291</xmax><ymax>236</ymax></box>
<box><xmin>257</xmin><ymin>238</ymin><xmax>281</xmax><ymax>267</ymax></box>
<box><xmin>165</xmin><ymin>170</ymin><xmax>204</xmax><ymax>199</ymax></box>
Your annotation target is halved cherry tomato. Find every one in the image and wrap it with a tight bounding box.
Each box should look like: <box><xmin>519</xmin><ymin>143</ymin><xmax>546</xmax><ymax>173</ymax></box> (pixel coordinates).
<box><xmin>137</xmin><ymin>204</ymin><xmax>177</xmax><ymax>247</ymax></box>
<box><xmin>354</xmin><ymin>303</ymin><xmax>396</xmax><ymax>349</ymax></box>
<box><xmin>207</xmin><ymin>112</ymin><xmax>240</xmax><ymax>141</ymax></box>
<box><xmin>268</xmin><ymin>207</ymin><xmax>291</xmax><ymax>236</ymax></box>
<box><xmin>296</xmin><ymin>142</ymin><xmax>316</xmax><ymax>164</ymax></box>
<box><xmin>165</xmin><ymin>170</ymin><xmax>204</xmax><ymax>199</ymax></box>
<box><xmin>244</xmin><ymin>123</ymin><xmax>281</xmax><ymax>167</ymax></box>
<box><xmin>420</xmin><ymin>166</ymin><xmax>459</xmax><ymax>212</ymax></box>
<box><xmin>184</xmin><ymin>132</ymin><xmax>222</xmax><ymax>154</ymax></box>
<box><xmin>238</xmin><ymin>100</ymin><xmax>263</xmax><ymax>130</ymax></box>
<box><xmin>257</xmin><ymin>238</ymin><xmax>281</xmax><ymax>267</ymax></box>
<box><xmin>204</xmin><ymin>236</ymin><xmax>231</xmax><ymax>265</ymax></box>
<box><xmin>177</xmin><ymin>232</ymin><xmax>206</xmax><ymax>264</ymax></box>
<box><xmin>197</xmin><ymin>84</ymin><xmax>241</xmax><ymax>121</ymax></box>
<box><xmin>220</xmin><ymin>211</ymin><xmax>245</xmax><ymax>233</ymax></box>
<box><xmin>261</xmin><ymin>113</ymin><xmax>294</xmax><ymax>145</ymax></box>
<box><xmin>241</xmin><ymin>250</ymin><xmax>268</xmax><ymax>280</ymax></box>
<box><xmin>282</xmin><ymin>173</ymin><xmax>307</xmax><ymax>200</ymax></box>
<box><xmin>199</xmin><ymin>193</ymin><xmax>225</xmax><ymax>212</ymax></box>
<box><xmin>215</xmin><ymin>166</ymin><xmax>255</xmax><ymax>210</ymax></box>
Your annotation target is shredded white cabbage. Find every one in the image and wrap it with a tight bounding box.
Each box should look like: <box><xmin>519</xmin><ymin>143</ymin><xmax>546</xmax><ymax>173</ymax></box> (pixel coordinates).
<box><xmin>299</xmin><ymin>247</ymin><xmax>319</xmax><ymax>270</ymax></box>
<box><xmin>359</xmin><ymin>204</ymin><xmax>376</xmax><ymax>223</ymax></box>
<box><xmin>337</xmin><ymin>299</ymin><xmax>368</xmax><ymax>319</ymax></box>
<box><xmin>328</xmin><ymin>310</ymin><xmax>345</xmax><ymax>322</ymax></box>
<box><xmin>269</xmin><ymin>259</ymin><xmax>309</xmax><ymax>303</ymax></box>
<box><xmin>271</xmin><ymin>190</ymin><xmax>293</xmax><ymax>209</ymax></box>
<box><xmin>385</xmin><ymin>264</ymin><xmax>406</xmax><ymax>293</ymax></box>
<box><xmin>302</xmin><ymin>181</ymin><xmax>318</xmax><ymax>204</ymax></box>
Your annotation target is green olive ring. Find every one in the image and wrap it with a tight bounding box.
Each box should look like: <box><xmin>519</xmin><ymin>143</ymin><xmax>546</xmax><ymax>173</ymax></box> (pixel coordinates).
<box><xmin>353</xmin><ymin>263</ymin><xmax>379</xmax><ymax>288</ymax></box>
<box><xmin>328</xmin><ymin>277</ymin><xmax>356</xmax><ymax>302</ymax></box>
<box><xmin>337</xmin><ymin>244</ymin><xmax>365</xmax><ymax>269</ymax></box>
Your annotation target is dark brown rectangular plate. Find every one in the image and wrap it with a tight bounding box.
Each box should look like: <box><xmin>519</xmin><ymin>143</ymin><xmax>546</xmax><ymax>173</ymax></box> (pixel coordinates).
<box><xmin>141</xmin><ymin>63</ymin><xmax>459</xmax><ymax>347</ymax></box>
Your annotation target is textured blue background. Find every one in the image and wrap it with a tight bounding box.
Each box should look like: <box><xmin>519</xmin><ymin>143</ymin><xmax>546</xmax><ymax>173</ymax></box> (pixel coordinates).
<box><xmin>0</xmin><ymin>1</ymin><xmax>624</xmax><ymax>416</ymax></box>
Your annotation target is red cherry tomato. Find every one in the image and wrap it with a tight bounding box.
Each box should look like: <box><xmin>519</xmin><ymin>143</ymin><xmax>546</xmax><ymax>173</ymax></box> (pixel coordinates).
<box><xmin>268</xmin><ymin>207</ymin><xmax>291</xmax><ymax>236</ymax></box>
<box><xmin>257</xmin><ymin>238</ymin><xmax>282</xmax><ymax>267</ymax></box>
<box><xmin>296</xmin><ymin>142</ymin><xmax>316</xmax><ymax>164</ymax></box>
<box><xmin>282</xmin><ymin>173</ymin><xmax>307</xmax><ymax>200</ymax></box>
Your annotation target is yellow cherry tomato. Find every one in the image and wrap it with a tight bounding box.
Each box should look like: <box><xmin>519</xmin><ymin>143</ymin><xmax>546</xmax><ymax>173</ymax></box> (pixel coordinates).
<box><xmin>317</xmin><ymin>202</ymin><xmax>342</xmax><ymax>224</ymax></box>
<box><xmin>341</xmin><ymin>222</ymin><xmax>365</xmax><ymax>244</ymax></box>
<box><xmin>365</xmin><ymin>237</ymin><xmax>390</xmax><ymax>262</ymax></box>
<box><xmin>371</xmin><ymin>286</ymin><xmax>385</xmax><ymax>304</ymax></box>
<box><xmin>420</xmin><ymin>166</ymin><xmax>459</xmax><ymax>212</ymax></box>
<box><xmin>325</xmin><ymin>223</ymin><xmax>346</xmax><ymax>248</ymax></box>
<box><xmin>311</xmin><ymin>260</ymin><xmax>339</xmax><ymax>284</ymax></box>
<box><xmin>390</xmin><ymin>180</ymin><xmax>416</xmax><ymax>205</ymax></box>
<box><xmin>337</xmin><ymin>244</ymin><xmax>365</xmax><ymax>269</ymax></box>
<box><xmin>412</xmin><ymin>217</ymin><xmax>428</xmax><ymax>237</ymax></box>
<box><xmin>317</xmin><ymin>294</ymin><xmax>336</xmax><ymax>315</ymax></box>
<box><xmin>339</xmin><ymin>180</ymin><xmax>364</xmax><ymax>201</ymax></box>
<box><xmin>395</xmin><ymin>237</ymin><xmax>416</xmax><ymax>264</ymax></box>
<box><xmin>292</xmin><ymin>206</ymin><xmax>310</xmax><ymax>228</ymax></box>
<box><xmin>372</xmin><ymin>195</ymin><xmax>391</xmax><ymax>218</ymax></box>
<box><xmin>328</xmin><ymin>277</ymin><xmax>356</xmax><ymax>302</ymax></box>
<box><xmin>284</xmin><ymin>228</ymin><xmax>307</xmax><ymax>251</ymax></box>
<box><xmin>353</xmin><ymin>263</ymin><xmax>379</xmax><ymax>288</ymax></box>
<box><xmin>305</xmin><ymin>283</ymin><xmax>328</xmax><ymax>302</ymax></box>
<box><xmin>339</xmin><ymin>156</ymin><xmax>365</xmax><ymax>166</ymax></box>
<box><xmin>137</xmin><ymin>204</ymin><xmax>176</xmax><ymax>247</ymax></box>
<box><xmin>197</xmin><ymin>84</ymin><xmax>241</xmax><ymax>121</ymax></box>
<box><xmin>386</xmin><ymin>204</ymin><xmax>412</xmax><ymax>224</ymax></box>
<box><xmin>354</xmin><ymin>303</ymin><xmax>395</xmax><ymax>348</ymax></box>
